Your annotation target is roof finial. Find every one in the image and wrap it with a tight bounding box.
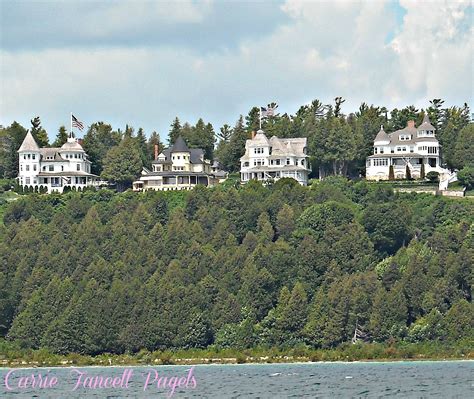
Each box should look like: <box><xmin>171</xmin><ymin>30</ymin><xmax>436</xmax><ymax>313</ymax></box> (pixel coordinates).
<box><xmin>381</xmin><ymin>124</ymin><xmax>384</xmax><ymax>131</ymax></box>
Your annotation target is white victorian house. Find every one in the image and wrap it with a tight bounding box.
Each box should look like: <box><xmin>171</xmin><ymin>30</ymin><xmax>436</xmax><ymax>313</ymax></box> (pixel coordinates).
<box><xmin>366</xmin><ymin>115</ymin><xmax>450</xmax><ymax>180</ymax></box>
<box><xmin>240</xmin><ymin>129</ymin><xmax>310</xmax><ymax>185</ymax></box>
<box><xmin>17</xmin><ymin>131</ymin><xmax>98</xmax><ymax>193</ymax></box>
<box><xmin>133</xmin><ymin>136</ymin><xmax>218</xmax><ymax>191</ymax></box>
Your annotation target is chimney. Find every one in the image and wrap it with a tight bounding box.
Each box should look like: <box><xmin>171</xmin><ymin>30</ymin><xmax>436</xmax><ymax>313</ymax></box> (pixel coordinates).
<box><xmin>154</xmin><ymin>144</ymin><xmax>159</xmax><ymax>160</ymax></box>
<box><xmin>251</xmin><ymin>131</ymin><xmax>256</xmax><ymax>139</ymax></box>
<box><xmin>407</xmin><ymin>120</ymin><xmax>415</xmax><ymax>128</ymax></box>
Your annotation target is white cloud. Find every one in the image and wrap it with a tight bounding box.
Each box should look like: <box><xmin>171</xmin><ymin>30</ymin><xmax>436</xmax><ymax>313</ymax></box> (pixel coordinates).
<box><xmin>1</xmin><ymin>0</ymin><xmax>472</xmax><ymax>138</ymax></box>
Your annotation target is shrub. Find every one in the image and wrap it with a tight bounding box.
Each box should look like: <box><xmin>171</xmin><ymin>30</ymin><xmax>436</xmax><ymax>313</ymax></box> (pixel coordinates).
<box><xmin>426</xmin><ymin>171</ymin><xmax>439</xmax><ymax>183</ymax></box>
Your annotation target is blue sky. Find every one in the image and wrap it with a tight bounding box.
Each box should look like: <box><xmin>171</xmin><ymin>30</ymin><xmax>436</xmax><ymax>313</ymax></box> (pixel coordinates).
<box><xmin>1</xmin><ymin>0</ymin><xmax>472</xmax><ymax>143</ymax></box>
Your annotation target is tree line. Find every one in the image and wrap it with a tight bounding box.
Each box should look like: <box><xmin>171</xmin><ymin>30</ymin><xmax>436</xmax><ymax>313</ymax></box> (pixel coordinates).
<box><xmin>0</xmin><ymin>178</ymin><xmax>472</xmax><ymax>354</ymax></box>
<box><xmin>1</xmin><ymin>99</ymin><xmax>472</xmax><ymax>189</ymax></box>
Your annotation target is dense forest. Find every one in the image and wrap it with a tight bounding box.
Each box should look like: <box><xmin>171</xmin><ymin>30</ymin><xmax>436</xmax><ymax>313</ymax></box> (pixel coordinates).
<box><xmin>1</xmin><ymin>99</ymin><xmax>473</xmax><ymax>189</ymax></box>
<box><xmin>0</xmin><ymin>178</ymin><xmax>472</xmax><ymax>355</ymax></box>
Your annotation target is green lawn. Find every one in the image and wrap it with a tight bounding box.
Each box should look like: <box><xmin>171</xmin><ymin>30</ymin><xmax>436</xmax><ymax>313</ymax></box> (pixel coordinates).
<box><xmin>0</xmin><ymin>190</ymin><xmax>20</xmax><ymax>225</ymax></box>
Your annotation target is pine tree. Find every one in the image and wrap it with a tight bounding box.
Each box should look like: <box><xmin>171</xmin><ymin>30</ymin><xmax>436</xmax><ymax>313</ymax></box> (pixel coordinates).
<box><xmin>52</xmin><ymin>126</ymin><xmax>68</xmax><ymax>147</ymax></box>
<box><xmin>168</xmin><ymin>117</ymin><xmax>182</xmax><ymax>145</ymax></box>
<box><xmin>30</xmin><ymin>116</ymin><xmax>49</xmax><ymax>147</ymax></box>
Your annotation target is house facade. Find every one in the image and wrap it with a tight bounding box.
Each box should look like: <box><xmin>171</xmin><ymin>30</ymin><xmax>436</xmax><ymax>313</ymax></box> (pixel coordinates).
<box><xmin>17</xmin><ymin>131</ymin><xmax>98</xmax><ymax>193</ymax></box>
<box><xmin>240</xmin><ymin>129</ymin><xmax>310</xmax><ymax>185</ymax></box>
<box><xmin>133</xmin><ymin>136</ymin><xmax>218</xmax><ymax>191</ymax></box>
<box><xmin>366</xmin><ymin>115</ymin><xmax>449</xmax><ymax>180</ymax></box>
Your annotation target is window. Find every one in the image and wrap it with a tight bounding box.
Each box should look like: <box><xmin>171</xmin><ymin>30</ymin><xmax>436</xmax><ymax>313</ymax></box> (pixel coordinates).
<box><xmin>380</xmin><ymin>148</ymin><xmax>384</xmax><ymax>154</ymax></box>
<box><xmin>301</xmin><ymin>159</ymin><xmax>305</xmax><ymax>166</ymax></box>
<box><xmin>77</xmin><ymin>164</ymin><xmax>80</xmax><ymax>171</ymax></box>
<box><xmin>43</xmin><ymin>166</ymin><xmax>46</xmax><ymax>171</ymax></box>
<box><xmin>410</xmin><ymin>146</ymin><xmax>414</xmax><ymax>153</ymax></box>
<box><xmin>33</xmin><ymin>165</ymin><xmax>37</xmax><ymax>171</ymax></box>
<box><xmin>25</xmin><ymin>177</ymin><xmax>30</xmax><ymax>184</ymax></box>
<box><xmin>23</xmin><ymin>155</ymin><xmax>26</xmax><ymax>160</ymax></box>
<box><xmin>254</xmin><ymin>147</ymin><xmax>264</xmax><ymax>154</ymax></box>
<box><xmin>26</xmin><ymin>165</ymin><xmax>30</xmax><ymax>171</ymax></box>
<box><xmin>391</xmin><ymin>148</ymin><xmax>394</xmax><ymax>154</ymax></box>
<box><xmin>28</xmin><ymin>154</ymin><xmax>31</xmax><ymax>159</ymax></box>
<box><xmin>428</xmin><ymin>146</ymin><xmax>437</xmax><ymax>154</ymax></box>
<box><xmin>49</xmin><ymin>165</ymin><xmax>54</xmax><ymax>171</ymax></box>
<box><xmin>32</xmin><ymin>154</ymin><xmax>36</xmax><ymax>160</ymax></box>
<box><xmin>20</xmin><ymin>165</ymin><xmax>23</xmax><ymax>171</ymax></box>
<box><xmin>373</xmin><ymin>158</ymin><xmax>388</xmax><ymax>166</ymax></box>
<box><xmin>61</xmin><ymin>166</ymin><xmax>64</xmax><ymax>171</ymax></box>
<box><xmin>286</xmin><ymin>158</ymin><xmax>290</xmax><ymax>165</ymax></box>
<box><xmin>177</xmin><ymin>156</ymin><xmax>180</xmax><ymax>159</ymax></box>
<box><xmin>374</xmin><ymin>147</ymin><xmax>378</xmax><ymax>154</ymax></box>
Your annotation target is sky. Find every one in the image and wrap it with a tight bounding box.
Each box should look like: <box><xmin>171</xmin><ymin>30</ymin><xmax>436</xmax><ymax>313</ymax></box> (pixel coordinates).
<box><xmin>1</xmin><ymin>0</ymin><xmax>473</xmax><ymax>142</ymax></box>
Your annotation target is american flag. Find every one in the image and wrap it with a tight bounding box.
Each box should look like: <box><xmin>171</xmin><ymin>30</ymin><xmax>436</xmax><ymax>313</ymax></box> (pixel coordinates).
<box><xmin>72</xmin><ymin>114</ymin><xmax>84</xmax><ymax>131</ymax></box>
<box><xmin>260</xmin><ymin>104</ymin><xmax>278</xmax><ymax>117</ymax></box>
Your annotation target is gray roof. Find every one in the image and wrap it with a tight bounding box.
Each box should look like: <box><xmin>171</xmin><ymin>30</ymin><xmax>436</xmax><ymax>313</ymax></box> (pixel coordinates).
<box><xmin>374</xmin><ymin>126</ymin><xmax>390</xmax><ymax>143</ymax></box>
<box><xmin>141</xmin><ymin>171</ymin><xmax>212</xmax><ymax>177</ymax></box>
<box><xmin>241</xmin><ymin>131</ymin><xmax>307</xmax><ymax>161</ymax></box>
<box><xmin>417</xmin><ymin>114</ymin><xmax>436</xmax><ymax>131</ymax></box>
<box><xmin>245</xmin><ymin>165</ymin><xmax>309</xmax><ymax>172</ymax></box>
<box><xmin>170</xmin><ymin>136</ymin><xmax>190</xmax><ymax>152</ymax></box>
<box><xmin>18</xmin><ymin>131</ymin><xmax>40</xmax><ymax>152</ymax></box>
<box><xmin>152</xmin><ymin>147</ymin><xmax>205</xmax><ymax>164</ymax></box>
<box><xmin>38</xmin><ymin>171</ymin><xmax>98</xmax><ymax>177</ymax></box>
<box><xmin>39</xmin><ymin>148</ymin><xmax>66</xmax><ymax>161</ymax></box>
<box><xmin>368</xmin><ymin>153</ymin><xmax>425</xmax><ymax>158</ymax></box>
<box><xmin>60</xmin><ymin>139</ymin><xmax>84</xmax><ymax>151</ymax></box>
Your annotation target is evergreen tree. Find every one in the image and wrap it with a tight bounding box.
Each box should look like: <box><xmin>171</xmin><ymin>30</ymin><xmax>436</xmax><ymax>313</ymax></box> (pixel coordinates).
<box><xmin>168</xmin><ymin>117</ymin><xmax>182</xmax><ymax>145</ymax></box>
<box><xmin>52</xmin><ymin>126</ymin><xmax>68</xmax><ymax>147</ymax></box>
<box><xmin>30</xmin><ymin>116</ymin><xmax>49</xmax><ymax>147</ymax></box>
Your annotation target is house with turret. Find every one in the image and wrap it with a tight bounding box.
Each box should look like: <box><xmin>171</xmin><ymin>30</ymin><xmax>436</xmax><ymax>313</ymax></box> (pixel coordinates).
<box><xmin>366</xmin><ymin>115</ymin><xmax>450</xmax><ymax>180</ymax></box>
<box><xmin>133</xmin><ymin>136</ymin><xmax>218</xmax><ymax>191</ymax></box>
<box><xmin>17</xmin><ymin>131</ymin><xmax>98</xmax><ymax>193</ymax></box>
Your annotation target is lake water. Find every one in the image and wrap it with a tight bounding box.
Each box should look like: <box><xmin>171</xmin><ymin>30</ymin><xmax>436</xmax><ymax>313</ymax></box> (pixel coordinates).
<box><xmin>0</xmin><ymin>361</ymin><xmax>473</xmax><ymax>398</ymax></box>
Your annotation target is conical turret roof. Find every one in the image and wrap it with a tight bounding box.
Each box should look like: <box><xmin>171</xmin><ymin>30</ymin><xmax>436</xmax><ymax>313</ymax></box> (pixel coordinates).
<box><xmin>18</xmin><ymin>130</ymin><xmax>40</xmax><ymax>152</ymax></box>
<box><xmin>418</xmin><ymin>114</ymin><xmax>436</xmax><ymax>131</ymax></box>
<box><xmin>374</xmin><ymin>125</ymin><xmax>390</xmax><ymax>143</ymax></box>
<box><xmin>171</xmin><ymin>136</ymin><xmax>190</xmax><ymax>152</ymax></box>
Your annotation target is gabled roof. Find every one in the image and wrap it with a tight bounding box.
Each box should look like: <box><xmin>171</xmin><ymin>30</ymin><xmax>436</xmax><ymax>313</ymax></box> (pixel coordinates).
<box><xmin>18</xmin><ymin>131</ymin><xmax>40</xmax><ymax>152</ymax></box>
<box><xmin>417</xmin><ymin>114</ymin><xmax>436</xmax><ymax>131</ymax></box>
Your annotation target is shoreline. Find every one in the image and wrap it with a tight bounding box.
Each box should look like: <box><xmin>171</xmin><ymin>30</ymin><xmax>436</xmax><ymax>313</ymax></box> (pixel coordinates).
<box><xmin>2</xmin><ymin>355</ymin><xmax>472</xmax><ymax>369</ymax></box>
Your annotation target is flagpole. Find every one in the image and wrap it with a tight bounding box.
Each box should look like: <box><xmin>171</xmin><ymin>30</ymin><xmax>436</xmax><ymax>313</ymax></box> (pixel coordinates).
<box><xmin>259</xmin><ymin>107</ymin><xmax>262</xmax><ymax>130</ymax></box>
<box><xmin>70</xmin><ymin>112</ymin><xmax>73</xmax><ymax>138</ymax></box>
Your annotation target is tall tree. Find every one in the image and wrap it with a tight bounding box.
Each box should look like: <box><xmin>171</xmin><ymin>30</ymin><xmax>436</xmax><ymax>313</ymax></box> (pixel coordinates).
<box><xmin>52</xmin><ymin>126</ymin><xmax>68</xmax><ymax>147</ymax></box>
<box><xmin>30</xmin><ymin>116</ymin><xmax>49</xmax><ymax>147</ymax></box>
<box><xmin>82</xmin><ymin>122</ymin><xmax>121</xmax><ymax>175</ymax></box>
<box><xmin>101</xmin><ymin>136</ymin><xmax>143</xmax><ymax>191</ymax></box>
<box><xmin>168</xmin><ymin>117</ymin><xmax>182</xmax><ymax>145</ymax></box>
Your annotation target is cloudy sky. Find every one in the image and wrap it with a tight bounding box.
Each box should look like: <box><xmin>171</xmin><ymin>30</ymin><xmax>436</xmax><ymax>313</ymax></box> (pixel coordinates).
<box><xmin>1</xmin><ymin>0</ymin><xmax>472</xmax><ymax>142</ymax></box>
